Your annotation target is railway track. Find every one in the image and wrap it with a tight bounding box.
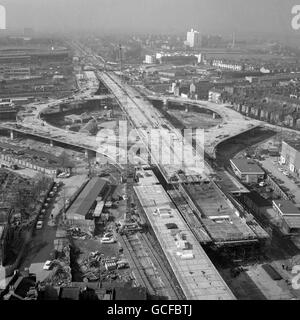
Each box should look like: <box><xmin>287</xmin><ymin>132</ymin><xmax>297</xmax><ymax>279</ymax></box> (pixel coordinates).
<box><xmin>118</xmin><ymin>232</ymin><xmax>184</xmax><ymax>299</ymax></box>
<box><xmin>117</xmin><ymin>234</ymin><xmax>156</xmax><ymax>296</ymax></box>
<box><xmin>138</xmin><ymin>232</ymin><xmax>186</xmax><ymax>300</ymax></box>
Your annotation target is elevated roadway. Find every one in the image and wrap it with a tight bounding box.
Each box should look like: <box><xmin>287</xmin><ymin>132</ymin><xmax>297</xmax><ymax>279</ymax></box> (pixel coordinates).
<box><xmin>0</xmin><ymin>69</ymin><xmax>123</xmax><ymax>168</ymax></box>
<box><xmin>146</xmin><ymin>96</ymin><xmax>262</xmax><ymax>158</ymax></box>
<box><xmin>97</xmin><ymin>71</ymin><xmax>210</xmax><ymax>183</ymax></box>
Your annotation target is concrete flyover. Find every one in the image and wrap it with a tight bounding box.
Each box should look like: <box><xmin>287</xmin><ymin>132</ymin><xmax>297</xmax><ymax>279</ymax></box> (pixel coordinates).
<box><xmin>147</xmin><ymin>95</ymin><xmax>262</xmax><ymax>158</ymax></box>
<box><xmin>0</xmin><ymin>122</ymin><xmax>126</xmax><ymax>170</ymax></box>
<box><xmin>97</xmin><ymin>71</ymin><xmax>214</xmax><ymax>182</ymax></box>
<box><xmin>0</xmin><ymin>67</ymin><xmax>124</xmax><ymax>168</ymax></box>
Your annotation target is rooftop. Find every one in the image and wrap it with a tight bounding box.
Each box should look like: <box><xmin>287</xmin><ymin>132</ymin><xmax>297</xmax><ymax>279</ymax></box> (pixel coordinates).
<box><xmin>0</xmin><ymin>142</ymin><xmax>74</xmax><ymax>170</ymax></box>
<box><xmin>230</xmin><ymin>158</ymin><xmax>264</xmax><ymax>174</ymax></box>
<box><xmin>284</xmin><ymin>216</ymin><xmax>300</xmax><ymax>229</ymax></box>
<box><xmin>67</xmin><ymin>178</ymin><xmax>107</xmax><ymax>220</ymax></box>
<box><xmin>114</xmin><ymin>287</ymin><xmax>147</xmax><ymax>300</ymax></box>
<box><xmin>283</xmin><ymin>140</ymin><xmax>300</xmax><ymax>153</ymax></box>
<box><xmin>60</xmin><ymin>287</ymin><xmax>81</xmax><ymax>300</ymax></box>
<box><xmin>273</xmin><ymin>200</ymin><xmax>300</xmax><ymax>216</ymax></box>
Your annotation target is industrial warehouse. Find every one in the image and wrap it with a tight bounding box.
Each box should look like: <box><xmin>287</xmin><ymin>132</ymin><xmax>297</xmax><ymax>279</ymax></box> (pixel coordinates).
<box><xmin>66</xmin><ymin>177</ymin><xmax>110</xmax><ymax>223</ymax></box>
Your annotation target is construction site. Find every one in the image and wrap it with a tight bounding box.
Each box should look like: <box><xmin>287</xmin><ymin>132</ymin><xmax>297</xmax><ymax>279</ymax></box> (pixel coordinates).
<box><xmin>3</xmin><ymin>40</ymin><xmax>300</xmax><ymax>301</ymax></box>
<box><xmin>41</xmin><ymin>96</ymin><xmax>123</xmax><ymax>136</ymax></box>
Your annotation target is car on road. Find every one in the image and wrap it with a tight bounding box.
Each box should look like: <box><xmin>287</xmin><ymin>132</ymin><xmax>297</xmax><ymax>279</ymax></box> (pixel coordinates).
<box><xmin>103</xmin><ymin>232</ymin><xmax>113</xmax><ymax>238</ymax></box>
<box><xmin>43</xmin><ymin>260</ymin><xmax>53</xmax><ymax>270</ymax></box>
<box><xmin>57</xmin><ymin>172</ymin><xmax>71</xmax><ymax>179</ymax></box>
<box><xmin>100</xmin><ymin>237</ymin><xmax>115</xmax><ymax>244</ymax></box>
<box><xmin>36</xmin><ymin>221</ymin><xmax>43</xmax><ymax>229</ymax></box>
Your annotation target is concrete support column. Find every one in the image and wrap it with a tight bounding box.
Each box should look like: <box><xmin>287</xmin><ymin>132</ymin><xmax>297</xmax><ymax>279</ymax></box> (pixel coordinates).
<box><xmin>50</xmin><ymin>140</ymin><xmax>54</xmax><ymax>147</ymax></box>
<box><xmin>84</xmin><ymin>149</ymin><xmax>89</xmax><ymax>159</ymax></box>
<box><xmin>10</xmin><ymin>130</ymin><xmax>15</xmax><ymax>140</ymax></box>
<box><xmin>212</xmin><ymin>112</ymin><xmax>216</xmax><ymax>119</ymax></box>
<box><xmin>163</xmin><ymin>98</ymin><xmax>168</xmax><ymax>111</ymax></box>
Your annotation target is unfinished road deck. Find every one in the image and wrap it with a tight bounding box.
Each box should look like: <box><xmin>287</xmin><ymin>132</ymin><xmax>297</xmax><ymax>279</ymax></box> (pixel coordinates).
<box><xmin>134</xmin><ymin>184</ymin><xmax>236</xmax><ymax>300</ymax></box>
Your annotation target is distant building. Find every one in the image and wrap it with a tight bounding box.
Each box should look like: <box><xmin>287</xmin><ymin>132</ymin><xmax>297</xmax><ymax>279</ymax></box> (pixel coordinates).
<box><xmin>185</xmin><ymin>29</ymin><xmax>201</xmax><ymax>48</ymax></box>
<box><xmin>212</xmin><ymin>59</ymin><xmax>243</xmax><ymax>71</ymax></box>
<box><xmin>144</xmin><ymin>55</ymin><xmax>156</xmax><ymax>64</ymax></box>
<box><xmin>159</xmin><ymin>55</ymin><xmax>197</xmax><ymax>65</ymax></box>
<box><xmin>208</xmin><ymin>89</ymin><xmax>223</xmax><ymax>103</ymax></box>
<box><xmin>0</xmin><ymin>66</ymin><xmax>31</xmax><ymax>80</ymax></box>
<box><xmin>158</xmin><ymin>69</ymin><xmax>186</xmax><ymax>78</ymax></box>
<box><xmin>0</xmin><ymin>101</ymin><xmax>17</xmax><ymax>121</ymax></box>
<box><xmin>195</xmin><ymin>53</ymin><xmax>206</xmax><ymax>64</ymax></box>
<box><xmin>230</xmin><ymin>158</ymin><xmax>265</xmax><ymax>183</ymax></box>
<box><xmin>0</xmin><ymin>48</ymin><xmax>70</xmax><ymax>65</ymax></box>
<box><xmin>280</xmin><ymin>140</ymin><xmax>300</xmax><ymax>176</ymax></box>
<box><xmin>190</xmin><ymin>80</ymin><xmax>213</xmax><ymax>100</ymax></box>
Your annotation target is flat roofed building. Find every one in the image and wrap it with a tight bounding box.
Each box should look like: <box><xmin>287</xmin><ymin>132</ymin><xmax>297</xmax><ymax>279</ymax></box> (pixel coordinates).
<box><xmin>282</xmin><ymin>216</ymin><xmax>300</xmax><ymax>235</ymax></box>
<box><xmin>59</xmin><ymin>287</ymin><xmax>81</xmax><ymax>300</ymax></box>
<box><xmin>67</xmin><ymin>178</ymin><xmax>109</xmax><ymax>221</ymax></box>
<box><xmin>144</xmin><ymin>55</ymin><xmax>156</xmax><ymax>64</ymax></box>
<box><xmin>272</xmin><ymin>200</ymin><xmax>300</xmax><ymax>217</ymax></box>
<box><xmin>272</xmin><ymin>200</ymin><xmax>300</xmax><ymax>235</ymax></box>
<box><xmin>230</xmin><ymin>158</ymin><xmax>265</xmax><ymax>183</ymax></box>
<box><xmin>0</xmin><ymin>66</ymin><xmax>31</xmax><ymax>80</ymax></box>
<box><xmin>185</xmin><ymin>29</ymin><xmax>201</xmax><ymax>48</ymax></box>
<box><xmin>280</xmin><ymin>140</ymin><xmax>300</xmax><ymax>176</ymax></box>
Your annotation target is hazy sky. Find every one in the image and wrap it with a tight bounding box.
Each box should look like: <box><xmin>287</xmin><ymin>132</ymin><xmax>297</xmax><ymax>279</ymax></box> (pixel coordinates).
<box><xmin>1</xmin><ymin>0</ymin><xmax>299</xmax><ymax>36</ymax></box>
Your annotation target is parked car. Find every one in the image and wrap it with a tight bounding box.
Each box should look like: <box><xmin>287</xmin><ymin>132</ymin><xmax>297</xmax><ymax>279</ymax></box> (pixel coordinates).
<box><xmin>36</xmin><ymin>221</ymin><xmax>43</xmax><ymax>229</ymax></box>
<box><xmin>43</xmin><ymin>260</ymin><xmax>53</xmax><ymax>270</ymax></box>
<box><xmin>100</xmin><ymin>237</ymin><xmax>115</xmax><ymax>244</ymax></box>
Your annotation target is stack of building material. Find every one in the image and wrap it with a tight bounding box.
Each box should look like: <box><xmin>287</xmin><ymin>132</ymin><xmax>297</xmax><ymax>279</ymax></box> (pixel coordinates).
<box><xmin>104</xmin><ymin>258</ymin><xmax>118</xmax><ymax>271</ymax></box>
<box><xmin>80</xmin><ymin>251</ymin><xmax>103</xmax><ymax>282</ymax></box>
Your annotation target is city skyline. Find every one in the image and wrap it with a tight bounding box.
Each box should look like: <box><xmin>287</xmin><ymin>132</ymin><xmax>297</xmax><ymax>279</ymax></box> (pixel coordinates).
<box><xmin>0</xmin><ymin>0</ymin><xmax>299</xmax><ymax>38</ymax></box>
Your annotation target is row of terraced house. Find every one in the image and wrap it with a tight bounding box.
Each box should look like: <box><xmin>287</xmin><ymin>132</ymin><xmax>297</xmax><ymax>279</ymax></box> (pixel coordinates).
<box><xmin>220</xmin><ymin>91</ymin><xmax>300</xmax><ymax>129</ymax></box>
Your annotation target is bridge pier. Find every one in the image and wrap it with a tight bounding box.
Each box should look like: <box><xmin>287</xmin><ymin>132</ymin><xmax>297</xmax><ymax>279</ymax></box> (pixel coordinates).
<box><xmin>163</xmin><ymin>98</ymin><xmax>168</xmax><ymax>111</ymax></box>
<box><xmin>50</xmin><ymin>140</ymin><xmax>54</xmax><ymax>147</ymax></box>
<box><xmin>213</xmin><ymin>112</ymin><xmax>216</xmax><ymax>119</ymax></box>
<box><xmin>10</xmin><ymin>130</ymin><xmax>15</xmax><ymax>140</ymax></box>
<box><xmin>84</xmin><ymin>149</ymin><xmax>96</xmax><ymax>160</ymax></box>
